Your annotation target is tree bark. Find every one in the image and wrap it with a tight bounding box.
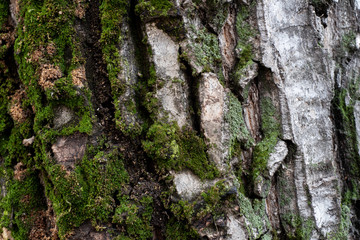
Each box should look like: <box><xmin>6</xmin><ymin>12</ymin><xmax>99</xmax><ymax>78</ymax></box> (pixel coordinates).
<box><xmin>0</xmin><ymin>0</ymin><xmax>360</xmax><ymax>239</ymax></box>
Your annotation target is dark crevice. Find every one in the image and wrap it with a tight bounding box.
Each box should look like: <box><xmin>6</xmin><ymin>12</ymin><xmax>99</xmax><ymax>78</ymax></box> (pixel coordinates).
<box><xmin>276</xmin><ymin>139</ymin><xmax>298</xmax><ymax>239</ymax></box>
<box><xmin>310</xmin><ymin>0</ymin><xmax>330</xmax><ymax>18</ymax></box>
<box><xmin>331</xmin><ymin>70</ymin><xmax>360</xmax><ymax>239</ymax></box>
<box><xmin>272</xmin><ymin>170</ymin><xmax>287</xmax><ymax>240</ymax></box>
<box><xmin>76</xmin><ymin>2</ymin><xmax>169</xmax><ymax>238</ymax></box>
<box><xmin>4</xmin><ymin>46</ymin><xmax>20</xmax><ymax>83</ymax></box>
<box><xmin>81</xmin><ymin>0</ymin><xmax>115</xmax><ymax>133</ymax></box>
<box><xmin>129</xmin><ymin>0</ymin><xmax>154</xmax><ymax>126</ymax></box>
<box><xmin>179</xmin><ymin>48</ymin><xmax>201</xmax><ymax>134</ymax></box>
<box><xmin>63</xmin><ymin>44</ymin><xmax>72</xmax><ymax>75</ymax></box>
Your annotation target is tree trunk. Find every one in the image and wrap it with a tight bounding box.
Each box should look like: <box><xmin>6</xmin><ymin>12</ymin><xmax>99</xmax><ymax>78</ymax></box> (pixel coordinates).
<box><xmin>0</xmin><ymin>0</ymin><xmax>360</xmax><ymax>239</ymax></box>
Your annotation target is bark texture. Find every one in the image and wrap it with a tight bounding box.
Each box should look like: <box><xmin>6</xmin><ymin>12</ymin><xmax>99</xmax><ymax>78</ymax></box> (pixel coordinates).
<box><xmin>0</xmin><ymin>0</ymin><xmax>360</xmax><ymax>239</ymax></box>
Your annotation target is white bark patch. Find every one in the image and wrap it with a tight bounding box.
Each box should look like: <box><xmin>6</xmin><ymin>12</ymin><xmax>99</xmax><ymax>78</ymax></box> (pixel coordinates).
<box><xmin>354</xmin><ymin>101</ymin><xmax>360</xmax><ymax>156</ymax></box>
<box><xmin>146</xmin><ymin>23</ymin><xmax>180</xmax><ymax>79</ymax></box>
<box><xmin>199</xmin><ymin>73</ymin><xmax>227</xmax><ymax>170</ymax></box>
<box><xmin>173</xmin><ymin>171</ymin><xmax>215</xmax><ymax>200</ymax></box>
<box><xmin>226</xmin><ymin>215</ymin><xmax>247</xmax><ymax>240</ymax></box>
<box><xmin>267</xmin><ymin>140</ymin><xmax>288</xmax><ymax>177</ymax></box>
<box><xmin>258</xmin><ymin>0</ymin><xmax>341</xmax><ymax>235</ymax></box>
<box><xmin>146</xmin><ymin>23</ymin><xmax>190</xmax><ymax>128</ymax></box>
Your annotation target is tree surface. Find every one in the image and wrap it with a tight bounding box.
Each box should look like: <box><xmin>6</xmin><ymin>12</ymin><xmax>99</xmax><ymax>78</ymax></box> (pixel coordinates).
<box><xmin>0</xmin><ymin>0</ymin><xmax>360</xmax><ymax>239</ymax></box>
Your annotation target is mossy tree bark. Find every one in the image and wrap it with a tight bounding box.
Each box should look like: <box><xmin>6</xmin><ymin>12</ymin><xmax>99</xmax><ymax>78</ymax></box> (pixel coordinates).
<box><xmin>0</xmin><ymin>0</ymin><xmax>360</xmax><ymax>239</ymax></box>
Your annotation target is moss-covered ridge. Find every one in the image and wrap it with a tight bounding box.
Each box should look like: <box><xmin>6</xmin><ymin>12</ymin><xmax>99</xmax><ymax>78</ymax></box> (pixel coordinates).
<box><xmin>143</xmin><ymin>121</ymin><xmax>220</xmax><ymax>180</ymax></box>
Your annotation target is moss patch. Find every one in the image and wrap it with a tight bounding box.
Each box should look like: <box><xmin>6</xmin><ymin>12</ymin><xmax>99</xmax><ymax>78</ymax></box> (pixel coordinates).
<box><xmin>165</xmin><ymin>217</ymin><xmax>200</xmax><ymax>239</ymax></box>
<box><xmin>44</xmin><ymin>143</ymin><xmax>129</xmax><ymax>237</ymax></box>
<box><xmin>0</xmin><ymin>0</ymin><xmax>96</xmax><ymax>237</ymax></box>
<box><xmin>99</xmin><ymin>0</ymin><xmax>144</xmax><ymax>137</ymax></box>
<box><xmin>143</xmin><ymin>122</ymin><xmax>219</xmax><ymax>180</ymax></box>
<box><xmin>163</xmin><ymin>181</ymin><xmax>232</xmax><ymax>237</ymax></box>
<box><xmin>112</xmin><ymin>195</ymin><xmax>153</xmax><ymax>240</ymax></box>
<box><xmin>0</xmin><ymin>170</ymin><xmax>46</xmax><ymax>240</ymax></box>
<box><xmin>135</xmin><ymin>0</ymin><xmax>174</xmax><ymax>20</ymax></box>
<box><xmin>0</xmin><ymin>0</ymin><xmax>8</xmax><ymax>28</ymax></box>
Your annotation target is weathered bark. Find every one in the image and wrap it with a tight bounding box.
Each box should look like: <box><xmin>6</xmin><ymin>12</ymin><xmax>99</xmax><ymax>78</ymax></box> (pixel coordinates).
<box><xmin>0</xmin><ymin>0</ymin><xmax>360</xmax><ymax>239</ymax></box>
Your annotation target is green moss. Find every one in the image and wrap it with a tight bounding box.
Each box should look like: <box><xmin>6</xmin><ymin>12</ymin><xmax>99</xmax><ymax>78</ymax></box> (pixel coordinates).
<box><xmin>327</xmin><ymin>203</ymin><xmax>350</xmax><ymax>240</ymax></box>
<box><xmin>155</xmin><ymin>17</ymin><xmax>186</xmax><ymax>42</ymax></box>
<box><xmin>335</xmin><ymin>87</ymin><xmax>360</xmax><ymax>178</ymax></box>
<box><xmin>165</xmin><ymin>217</ymin><xmax>200</xmax><ymax>239</ymax></box>
<box><xmin>44</xmin><ymin>145</ymin><xmax>129</xmax><ymax>237</ymax></box>
<box><xmin>199</xmin><ymin>181</ymin><xmax>228</xmax><ymax>216</ymax></box>
<box><xmin>164</xmin><ymin>181</ymin><xmax>231</xmax><ymax>235</ymax></box>
<box><xmin>0</xmin><ymin>171</ymin><xmax>46</xmax><ymax>240</ymax></box>
<box><xmin>331</xmin><ymin>82</ymin><xmax>360</xmax><ymax>237</ymax></box>
<box><xmin>169</xmin><ymin>200</ymin><xmax>195</xmax><ymax>223</ymax></box>
<box><xmin>142</xmin><ymin>122</ymin><xmax>179</xmax><ymax>164</ymax></box>
<box><xmin>283</xmin><ymin>214</ymin><xmax>314</xmax><ymax>240</ymax></box>
<box><xmin>0</xmin><ymin>72</ymin><xmax>13</xmax><ymax>139</ymax></box>
<box><xmin>113</xmin><ymin>195</ymin><xmax>153</xmax><ymax>240</ymax></box>
<box><xmin>142</xmin><ymin>122</ymin><xmax>219</xmax><ymax>180</ymax></box>
<box><xmin>192</xmin><ymin>0</ymin><xmax>229</xmax><ymax>33</ymax></box>
<box><xmin>0</xmin><ymin>0</ymin><xmax>8</xmax><ymax>29</ymax></box>
<box><xmin>100</xmin><ymin>0</ymin><xmax>142</xmax><ymax>136</ymax></box>
<box><xmin>135</xmin><ymin>0</ymin><xmax>174</xmax><ymax>19</ymax></box>
<box><xmin>341</xmin><ymin>31</ymin><xmax>356</xmax><ymax>53</ymax></box>
<box><xmin>251</xmin><ymin>97</ymin><xmax>281</xmax><ymax>181</ymax></box>
<box><xmin>13</xmin><ymin>0</ymin><xmax>94</xmax><ymax>138</ymax></box>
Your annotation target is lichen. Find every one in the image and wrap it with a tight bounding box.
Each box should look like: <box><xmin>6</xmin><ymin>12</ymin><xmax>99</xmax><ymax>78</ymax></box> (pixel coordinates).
<box><xmin>251</xmin><ymin>97</ymin><xmax>281</xmax><ymax>181</ymax></box>
<box><xmin>237</xmin><ymin>192</ymin><xmax>270</xmax><ymax>239</ymax></box>
<box><xmin>232</xmin><ymin>5</ymin><xmax>255</xmax><ymax>81</ymax></box>
<box><xmin>189</xmin><ymin>26</ymin><xmax>222</xmax><ymax>72</ymax></box>
<box><xmin>225</xmin><ymin>92</ymin><xmax>253</xmax><ymax>158</ymax></box>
